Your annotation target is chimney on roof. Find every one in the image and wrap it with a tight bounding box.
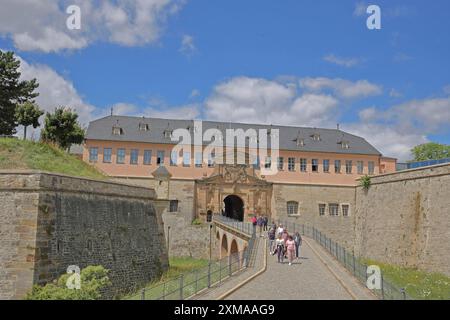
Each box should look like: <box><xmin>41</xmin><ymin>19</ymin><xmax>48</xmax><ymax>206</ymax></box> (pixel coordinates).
<box><xmin>337</xmin><ymin>123</ymin><xmax>340</xmax><ymax>130</ymax></box>
<box><xmin>111</xmin><ymin>107</ymin><xmax>113</xmax><ymax>116</ymax></box>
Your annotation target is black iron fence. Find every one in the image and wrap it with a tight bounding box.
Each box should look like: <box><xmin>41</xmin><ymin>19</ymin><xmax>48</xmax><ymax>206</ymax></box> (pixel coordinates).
<box><xmin>136</xmin><ymin>218</ymin><xmax>257</xmax><ymax>300</ymax></box>
<box><xmin>274</xmin><ymin>219</ymin><xmax>412</xmax><ymax>300</ymax></box>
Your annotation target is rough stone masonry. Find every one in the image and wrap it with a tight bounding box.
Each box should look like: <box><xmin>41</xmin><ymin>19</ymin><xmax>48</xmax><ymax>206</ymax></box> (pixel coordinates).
<box><xmin>0</xmin><ymin>170</ymin><xmax>168</xmax><ymax>300</ymax></box>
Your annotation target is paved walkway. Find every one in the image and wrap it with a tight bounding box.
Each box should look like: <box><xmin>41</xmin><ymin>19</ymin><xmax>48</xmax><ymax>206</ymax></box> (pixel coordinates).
<box><xmin>225</xmin><ymin>236</ymin><xmax>376</xmax><ymax>300</ymax></box>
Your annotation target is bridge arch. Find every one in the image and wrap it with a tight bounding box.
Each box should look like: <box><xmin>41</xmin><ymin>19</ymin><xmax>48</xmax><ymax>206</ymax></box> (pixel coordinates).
<box><xmin>221</xmin><ymin>233</ymin><xmax>228</xmax><ymax>259</ymax></box>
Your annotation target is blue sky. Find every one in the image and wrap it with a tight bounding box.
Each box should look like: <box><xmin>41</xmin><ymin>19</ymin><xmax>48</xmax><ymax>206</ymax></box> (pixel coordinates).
<box><xmin>0</xmin><ymin>0</ymin><xmax>449</xmax><ymax>160</ymax></box>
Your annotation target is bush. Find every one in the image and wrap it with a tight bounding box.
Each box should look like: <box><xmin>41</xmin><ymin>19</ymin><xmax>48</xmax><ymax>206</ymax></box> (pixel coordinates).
<box><xmin>192</xmin><ymin>218</ymin><xmax>203</xmax><ymax>225</ymax></box>
<box><xmin>26</xmin><ymin>265</ymin><xmax>111</xmax><ymax>300</ymax></box>
<box><xmin>360</xmin><ymin>175</ymin><xmax>371</xmax><ymax>190</ymax></box>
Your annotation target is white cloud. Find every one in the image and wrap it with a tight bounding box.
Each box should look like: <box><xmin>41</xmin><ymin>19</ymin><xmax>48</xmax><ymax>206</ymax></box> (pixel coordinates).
<box><xmin>144</xmin><ymin>104</ymin><xmax>200</xmax><ymax>119</ymax></box>
<box><xmin>323</xmin><ymin>54</ymin><xmax>361</xmax><ymax>67</ymax></box>
<box><xmin>299</xmin><ymin>77</ymin><xmax>382</xmax><ymax>99</ymax></box>
<box><xmin>179</xmin><ymin>34</ymin><xmax>197</xmax><ymax>56</ymax></box>
<box><xmin>353</xmin><ymin>2</ymin><xmax>368</xmax><ymax>17</ymax></box>
<box><xmin>0</xmin><ymin>0</ymin><xmax>185</xmax><ymax>52</ymax></box>
<box><xmin>189</xmin><ymin>89</ymin><xmax>200</xmax><ymax>98</ymax></box>
<box><xmin>389</xmin><ymin>88</ymin><xmax>402</xmax><ymax>98</ymax></box>
<box><xmin>111</xmin><ymin>103</ymin><xmax>139</xmax><ymax>116</ymax></box>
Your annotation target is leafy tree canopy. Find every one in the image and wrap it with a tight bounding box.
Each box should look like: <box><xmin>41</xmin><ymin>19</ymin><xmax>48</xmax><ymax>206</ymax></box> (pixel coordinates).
<box><xmin>41</xmin><ymin>107</ymin><xmax>85</xmax><ymax>151</ymax></box>
<box><xmin>411</xmin><ymin>142</ymin><xmax>450</xmax><ymax>162</ymax></box>
<box><xmin>15</xmin><ymin>101</ymin><xmax>44</xmax><ymax>139</ymax></box>
<box><xmin>0</xmin><ymin>51</ymin><xmax>39</xmax><ymax>135</ymax></box>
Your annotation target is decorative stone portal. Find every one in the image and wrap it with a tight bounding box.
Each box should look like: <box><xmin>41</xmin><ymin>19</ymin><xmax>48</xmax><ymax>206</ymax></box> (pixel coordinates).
<box><xmin>196</xmin><ymin>164</ymin><xmax>273</xmax><ymax>222</ymax></box>
<box><xmin>223</xmin><ymin>195</ymin><xmax>244</xmax><ymax>221</ymax></box>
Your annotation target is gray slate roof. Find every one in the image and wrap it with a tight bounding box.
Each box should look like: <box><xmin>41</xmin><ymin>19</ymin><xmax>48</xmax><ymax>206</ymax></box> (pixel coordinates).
<box><xmin>85</xmin><ymin>115</ymin><xmax>381</xmax><ymax>156</ymax></box>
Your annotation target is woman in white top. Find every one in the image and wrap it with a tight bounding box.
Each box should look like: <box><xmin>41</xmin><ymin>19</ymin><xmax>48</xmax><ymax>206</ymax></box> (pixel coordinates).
<box><xmin>275</xmin><ymin>235</ymin><xmax>285</xmax><ymax>263</ymax></box>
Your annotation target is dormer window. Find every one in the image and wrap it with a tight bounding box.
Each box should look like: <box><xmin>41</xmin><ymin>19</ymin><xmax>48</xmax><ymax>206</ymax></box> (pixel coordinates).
<box><xmin>339</xmin><ymin>141</ymin><xmax>350</xmax><ymax>149</ymax></box>
<box><xmin>164</xmin><ymin>129</ymin><xmax>172</xmax><ymax>139</ymax></box>
<box><xmin>112</xmin><ymin>126</ymin><xmax>123</xmax><ymax>135</ymax></box>
<box><xmin>294</xmin><ymin>137</ymin><xmax>305</xmax><ymax>147</ymax></box>
<box><xmin>311</xmin><ymin>133</ymin><xmax>321</xmax><ymax>141</ymax></box>
<box><xmin>139</xmin><ymin>123</ymin><xmax>149</xmax><ymax>131</ymax></box>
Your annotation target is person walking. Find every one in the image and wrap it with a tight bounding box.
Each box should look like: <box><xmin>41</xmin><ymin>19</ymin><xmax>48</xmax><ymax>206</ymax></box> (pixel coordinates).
<box><xmin>286</xmin><ymin>236</ymin><xmax>296</xmax><ymax>266</ymax></box>
<box><xmin>268</xmin><ymin>227</ymin><xmax>276</xmax><ymax>254</ymax></box>
<box><xmin>276</xmin><ymin>224</ymin><xmax>284</xmax><ymax>237</ymax></box>
<box><xmin>263</xmin><ymin>216</ymin><xmax>268</xmax><ymax>231</ymax></box>
<box><xmin>275</xmin><ymin>234</ymin><xmax>285</xmax><ymax>263</ymax></box>
<box><xmin>251</xmin><ymin>216</ymin><xmax>257</xmax><ymax>235</ymax></box>
<box><xmin>294</xmin><ymin>232</ymin><xmax>302</xmax><ymax>259</ymax></box>
<box><xmin>257</xmin><ymin>216</ymin><xmax>263</xmax><ymax>236</ymax></box>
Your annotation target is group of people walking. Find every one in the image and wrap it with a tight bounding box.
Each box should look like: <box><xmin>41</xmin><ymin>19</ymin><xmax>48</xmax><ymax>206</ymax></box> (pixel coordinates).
<box><xmin>268</xmin><ymin>223</ymin><xmax>302</xmax><ymax>265</ymax></box>
<box><xmin>250</xmin><ymin>216</ymin><xmax>302</xmax><ymax>266</ymax></box>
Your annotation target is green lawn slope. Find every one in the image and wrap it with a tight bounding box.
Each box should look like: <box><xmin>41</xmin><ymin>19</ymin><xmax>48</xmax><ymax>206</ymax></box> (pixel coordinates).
<box><xmin>0</xmin><ymin>138</ymin><xmax>105</xmax><ymax>179</ymax></box>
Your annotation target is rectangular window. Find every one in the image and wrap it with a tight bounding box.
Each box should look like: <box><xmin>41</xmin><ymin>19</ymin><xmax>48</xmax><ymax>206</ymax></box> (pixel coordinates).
<box><xmin>195</xmin><ymin>152</ymin><xmax>202</xmax><ymax>168</ymax></box>
<box><xmin>312</xmin><ymin>159</ymin><xmax>319</xmax><ymax>172</ymax></box>
<box><xmin>357</xmin><ymin>161</ymin><xmax>364</xmax><ymax>174</ymax></box>
<box><xmin>323</xmin><ymin>159</ymin><xmax>330</xmax><ymax>173</ymax></box>
<box><xmin>264</xmin><ymin>156</ymin><xmax>271</xmax><ymax>169</ymax></box>
<box><xmin>89</xmin><ymin>147</ymin><xmax>98</xmax><ymax>162</ymax></box>
<box><xmin>157</xmin><ymin>150</ymin><xmax>165</xmax><ymax>166</ymax></box>
<box><xmin>183</xmin><ymin>151</ymin><xmax>191</xmax><ymax>167</ymax></box>
<box><xmin>287</xmin><ymin>201</ymin><xmax>299</xmax><ymax>215</ymax></box>
<box><xmin>103</xmin><ymin>148</ymin><xmax>112</xmax><ymax>163</ymax></box>
<box><xmin>130</xmin><ymin>149</ymin><xmax>139</xmax><ymax>165</ymax></box>
<box><xmin>342</xmin><ymin>204</ymin><xmax>350</xmax><ymax>217</ymax></box>
<box><xmin>253</xmin><ymin>155</ymin><xmax>260</xmax><ymax>169</ymax></box>
<box><xmin>345</xmin><ymin>160</ymin><xmax>352</xmax><ymax>174</ymax></box>
<box><xmin>143</xmin><ymin>150</ymin><xmax>152</xmax><ymax>165</ymax></box>
<box><xmin>335</xmin><ymin>160</ymin><xmax>341</xmax><ymax>173</ymax></box>
<box><xmin>117</xmin><ymin>148</ymin><xmax>125</xmax><ymax>164</ymax></box>
<box><xmin>277</xmin><ymin>157</ymin><xmax>284</xmax><ymax>171</ymax></box>
<box><xmin>208</xmin><ymin>152</ymin><xmax>215</xmax><ymax>167</ymax></box>
<box><xmin>170</xmin><ymin>151</ymin><xmax>178</xmax><ymax>166</ymax></box>
<box><xmin>169</xmin><ymin>200</ymin><xmax>179</xmax><ymax>213</ymax></box>
<box><xmin>319</xmin><ymin>204</ymin><xmax>326</xmax><ymax>216</ymax></box>
<box><xmin>329</xmin><ymin>203</ymin><xmax>339</xmax><ymax>216</ymax></box>
<box><xmin>368</xmin><ymin>161</ymin><xmax>375</xmax><ymax>175</ymax></box>
<box><xmin>288</xmin><ymin>157</ymin><xmax>295</xmax><ymax>172</ymax></box>
<box><xmin>300</xmin><ymin>158</ymin><xmax>307</xmax><ymax>172</ymax></box>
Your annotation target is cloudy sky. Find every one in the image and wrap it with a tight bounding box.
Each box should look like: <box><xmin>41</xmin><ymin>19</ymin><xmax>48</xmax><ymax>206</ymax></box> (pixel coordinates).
<box><xmin>1</xmin><ymin>0</ymin><xmax>449</xmax><ymax>161</ymax></box>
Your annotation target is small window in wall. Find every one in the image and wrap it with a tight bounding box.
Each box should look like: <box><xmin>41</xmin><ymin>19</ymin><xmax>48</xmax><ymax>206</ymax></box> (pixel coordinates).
<box><xmin>183</xmin><ymin>151</ymin><xmax>191</xmax><ymax>167</ymax></box>
<box><xmin>357</xmin><ymin>161</ymin><xmax>364</xmax><ymax>174</ymax></box>
<box><xmin>169</xmin><ymin>200</ymin><xmax>179</xmax><ymax>213</ymax></box>
<box><xmin>335</xmin><ymin>160</ymin><xmax>341</xmax><ymax>173</ymax></box>
<box><xmin>157</xmin><ymin>150</ymin><xmax>165</xmax><ymax>166</ymax></box>
<box><xmin>368</xmin><ymin>161</ymin><xmax>375</xmax><ymax>175</ymax></box>
<box><xmin>329</xmin><ymin>203</ymin><xmax>339</xmax><ymax>216</ymax></box>
<box><xmin>170</xmin><ymin>151</ymin><xmax>178</xmax><ymax>166</ymax></box>
<box><xmin>117</xmin><ymin>148</ymin><xmax>125</xmax><ymax>164</ymax></box>
<box><xmin>57</xmin><ymin>240</ymin><xmax>63</xmax><ymax>253</ymax></box>
<box><xmin>319</xmin><ymin>204</ymin><xmax>326</xmax><ymax>216</ymax></box>
<box><xmin>143</xmin><ymin>150</ymin><xmax>152</xmax><ymax>165</ymax></box>
<box><xmin>312</xmin><ymin>159</ymin><xmax>319</xmax><ymax>172</ymax></box>
<box><xmin>323</xmin><ymin>159</ymin><xmax>330</xmax><ymax>173</ymax></box>
<box><xmin>287</xmin><ymin>201</ymin><xmax>299</xmax><ymax>216</ymax></box>
<box><xmin>264</xmin><ymin>156</ymin><xmax>271</xmax><ymax>169</ymax></box>
<box><xmin>89</xmin><ymin>147</ymin><xmax>98</xmax><ymax>162</ymax></box>
<box><xmin>208</xmin><ymin>152</ymin><xmax>215</xmax><ymax>168</ymax></box>
<box><xmin>112</xmin><ymin>126</ymin><xmax>123</xmax><ymax>135</ymax></box>
<box><xmin>103</xmin><ymin>148</ymin><xmax>112</xmax><ymax>163</ymax></box>
<box><xmin>342</xmin><ymin>204</ymin><xmax>350</xmax><ymax>217</ymax></box>
<box><xmin>345</xmin><ymin>160</ymin><xmax>353</xmax><ymax>174</ymax></box>
<box><xmin>130</xmin><ymin>149</ymin><xmax>139</xmax><ymax>165</ymax></box>
<box><xmin>86</xmin><ymin>239</ymin><xmax>93</xmax><ymax>252</ymax></box>
<box><xmin>277</xmin><ymin>157</ymin><xmax>284</xmax><ymax>171</ymax></box>
<box><xmin>288</xmin><ymin>157</ymin><xmax>295</xmax><ymax>171</ymax></box>
<box><xmin>139</xmin><ymin>123</ymin><xmax>149</xmax><ymax>131</ymax></box>
<box><xmin>252</xmin><ymin>155</ymin><xmax>260</xmax><ymax>169</ymax></box>
<box><xmin>195</xmin><ymin>152</ymin><xmax>203</xmax><ymax>168</ymax></box>
<box><xmin>300</xmin><ymin>158</ymin><xmax>307</xmax><ymax>172</ymax></box>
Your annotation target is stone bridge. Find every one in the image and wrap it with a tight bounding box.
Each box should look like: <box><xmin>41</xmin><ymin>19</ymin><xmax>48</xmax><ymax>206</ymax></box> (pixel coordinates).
<box><xmin>213</xmin><ymin>216</ymin><xmax>255</xmax><ymax>267</ymax></box>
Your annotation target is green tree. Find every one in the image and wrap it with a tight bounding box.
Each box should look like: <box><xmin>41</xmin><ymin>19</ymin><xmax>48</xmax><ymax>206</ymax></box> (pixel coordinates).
<box><xmin>15</xmin><ymin>102</ymin><xmax>44</xmax><ymax>140</ymax></box>
<box><xmin>411</xmin><ymin>142</ymin><xmax>450</xmax><ymax>161</ymax></box>
<box><xmin>26</xmin><ymin>265</ymin><xmax>111</xmax><ymax>300</ymax></box>
<box><xmin>0</xmin><ymin>51</ymin><xmax>39</xmax><ymax>135</ymax></box>
<box><xmin>41</xmin><ymin>107</ymin><xmax>85</xmax><ymax>151</ymax></box>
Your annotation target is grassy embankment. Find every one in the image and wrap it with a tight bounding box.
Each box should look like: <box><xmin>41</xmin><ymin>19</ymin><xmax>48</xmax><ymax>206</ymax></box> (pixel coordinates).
<box><xmin>0</xmin><ymin>138</ymin><xmax>105</xmax><ymax>179</ymax></box>
<box><xmin>363</xmin><ymin>258</ymin><xmax>450</xmax><ymax>300</ymax></box>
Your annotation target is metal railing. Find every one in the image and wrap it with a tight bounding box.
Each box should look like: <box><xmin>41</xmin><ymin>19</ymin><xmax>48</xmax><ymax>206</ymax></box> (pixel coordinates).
<box><xmin>137</xmin><ymin>249</ymin><xmax>250</xmax><ymax>300</ymax></box>
<box><xmin>274</xmin><ymin>219</ymin><xmax>412</xmax><ymax>300</ymax></box>
<box><xmin>213</xmin><ymin>215</ymin><xmax>256</xmax><ymax>237</ymax></box>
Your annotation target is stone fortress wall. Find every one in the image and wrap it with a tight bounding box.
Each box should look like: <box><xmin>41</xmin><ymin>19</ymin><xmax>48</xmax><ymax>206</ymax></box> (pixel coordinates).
<box><xmin>0</xmin><ymin>171</ymin><xmax>168</xmax><ymax>300</ymax></box>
